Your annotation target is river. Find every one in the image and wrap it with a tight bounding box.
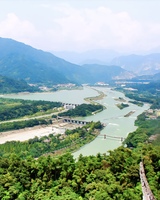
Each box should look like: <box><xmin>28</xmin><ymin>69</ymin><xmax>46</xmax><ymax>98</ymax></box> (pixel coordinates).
<box><xmin>3</xmin><ymin>86</ymin><xmax>149</xmax><ymax>157</ymax></box>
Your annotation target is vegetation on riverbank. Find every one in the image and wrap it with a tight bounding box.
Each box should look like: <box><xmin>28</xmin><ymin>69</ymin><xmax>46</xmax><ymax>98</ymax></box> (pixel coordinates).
<box><xmin>0</xmin><ymin>121</ymin><xmax>103</xmax><ymax>159</ymax></box>
<box><xmin>84</xmin><ymin>88</ymin><xmax>106</xmax><ymax>105</ymax></box>
<box><xmin>123</xmin><ymin>112</ymin><xmax>160</xmax><ymax>148</ymax></box>
<box><xmin>116</xmin><ymin>81</ymin><xmax>160</xmax><ymax>148</ymax></box>
<box><xmin>0</xmin><ymin>118</ymin><xmax>52</xmax><ymax>132</ymax></box>
<box><xmin>116</xmin><ymin>103</ymin><xmax>129</xmax><ymax>109</ymax></box>
<box><xmin>0</xmin><ymin>98</ymin><xmax>103</xmax><ymax>132</ymax></box>
<box><xmin>0</xmin><ymin>98</ymin><xmax>62</xmax><ymax>121</ymax></box>
<box><xmin>57</xmin><ymin>103</ymin><xmax>103</xmax><ymax>117</ymax></box>
<box><xmin>128</xmin><ymin>100</ymin><xmax>143</xmax><ymax>107</ymax></box>
<box><xmin>0</xmin><ymin>85</ymin><xmax>160</xmax><ymax>199</ymax></box>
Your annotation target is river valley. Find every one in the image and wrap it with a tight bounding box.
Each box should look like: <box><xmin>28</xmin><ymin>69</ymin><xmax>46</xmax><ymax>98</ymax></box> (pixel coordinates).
<box><xmin>2</xmin><ymin>86</ymin><xmax>149</xmax><ymax>157</ymax></box>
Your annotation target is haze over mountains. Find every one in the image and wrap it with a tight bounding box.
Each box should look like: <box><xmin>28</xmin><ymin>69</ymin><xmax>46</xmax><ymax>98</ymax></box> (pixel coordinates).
<box><xmin>52</xmin><ymin>49</ymin><xmax>120</xmax><ymax>65</ymax></box>
<box><xmin>0</xmin><ymin>37</ymin><xmax>160</xmax><ymax>89</ymax></box>
<box><xmin>111</xmin><ymin>54</ymin><xmax>160</xmax><ymax>76</ymax></box>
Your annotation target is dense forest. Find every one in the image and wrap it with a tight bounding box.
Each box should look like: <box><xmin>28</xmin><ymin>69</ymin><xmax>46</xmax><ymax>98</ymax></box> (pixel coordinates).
<box><xmin>0</xmin><ymin>98</ymin><xmax>62</xmax><ymax>121</ymax></box>
<box><xmin>0</xmin><ymin>144</ymin><xmax>159</xmax><ymax>199</ymax></box>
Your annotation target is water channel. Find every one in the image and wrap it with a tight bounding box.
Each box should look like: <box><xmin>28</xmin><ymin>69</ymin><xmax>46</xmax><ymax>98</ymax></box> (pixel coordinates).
<box><xmin>3</xmin><ymin>86</ymin><xmax>149</xmax><ymax>157</ymax></box>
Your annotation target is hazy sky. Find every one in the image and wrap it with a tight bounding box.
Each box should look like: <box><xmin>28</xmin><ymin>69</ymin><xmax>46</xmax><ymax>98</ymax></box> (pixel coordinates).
<box><xmin>0</xmin><ymin>0</ymin><xmax>160</xmax><ymax>53</ymax></box>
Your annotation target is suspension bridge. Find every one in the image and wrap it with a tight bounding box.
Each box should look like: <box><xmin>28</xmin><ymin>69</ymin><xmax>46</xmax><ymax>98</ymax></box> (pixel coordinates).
<box><xmin>98</xmin><ymin>134</ymin><xmax>126</xmax><ymax>141</ymax></box>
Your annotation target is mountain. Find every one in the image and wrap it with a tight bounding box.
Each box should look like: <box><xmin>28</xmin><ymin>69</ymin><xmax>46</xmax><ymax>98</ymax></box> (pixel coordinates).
<box><xmin>81</xmin><ymin>64</ymin><xmax>134</xmax><ymax>84</ymax></box>
<box><xmin>0</xmin><ymin>75</ymin><xmax>39</xmax><ymax>93</ymax></box>
<box><xmin>52</xmin><ymin>49</ymin><xmax>120</xmax><ymax>65</ymax></box>
<box><xmin>111</xmin><ymin>53</ymin><xmax>160</xmax><ymax>75</ymax></box>
<box><xmin>135</xmin><ymin>72</ymin><xmax>160</xmax><ymax>81</ymax></box>
<box><xmin>0</xmin><ymin>37</ymin><xmax>132</xmax><ymax>85</ymax></box>
<box><xmin>0</xmin><ymin>37</ymin><xmax>82</xmax><ymax>85</ymax></box>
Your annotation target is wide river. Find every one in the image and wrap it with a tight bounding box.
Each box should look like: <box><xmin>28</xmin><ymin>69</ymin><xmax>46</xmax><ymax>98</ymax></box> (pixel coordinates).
<box><xmin>3</xmin><ymin>87</ymin><xmax>149</xmax><ymax>157</ymax></box>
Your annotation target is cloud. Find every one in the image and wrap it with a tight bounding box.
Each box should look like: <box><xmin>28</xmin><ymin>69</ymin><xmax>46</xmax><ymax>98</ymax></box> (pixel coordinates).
<box><xmin>0</xmin><ymin>5</ymin><xmax>160</xmax><ymax>53</ymax></box>
<box><xmin>44</xmin><ymin>5</ymin><xmax>144</xmax><ymax>51</ymax></box>
<box><xmin>0</xmin><ymin>13</ymin><xmax>39</xmax><ymax>45</ymax></box>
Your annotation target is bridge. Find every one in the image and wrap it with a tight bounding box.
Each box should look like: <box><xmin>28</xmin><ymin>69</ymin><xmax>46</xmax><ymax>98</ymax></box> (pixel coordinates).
<box><xmin>139</xmin><ymin>161</ymin><xmax>156</xmax><ymax>200</ymax></box>
<box><xmin>99</xmin><ymin>134</ymin><xmax>126</xmax><ymax>141</ymax></box>
<box><xmin>57</xmin><ymin>116</ymin><xmax>89</xmax><ymax>125</ymax></box>
<box><xmin>62</xmin><ymin>103</ymin><xmax>80</xmax><ymax>110</ymax></box>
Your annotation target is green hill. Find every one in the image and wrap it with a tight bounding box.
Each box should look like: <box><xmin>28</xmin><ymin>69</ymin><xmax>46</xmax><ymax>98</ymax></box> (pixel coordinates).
<box><xmin>0</xmin><ymin>37</ymin><xmax>81</xmax><ymax>84</ymax></box>
<box><xmin>0</xmin><ymin>75</ymin><xmax>39</xmax><ymax>93</ymax></box>
<box><xmin>0</xmin><ymin>37</ymin><xmax>130</xmax><ymax>85</ymax></box>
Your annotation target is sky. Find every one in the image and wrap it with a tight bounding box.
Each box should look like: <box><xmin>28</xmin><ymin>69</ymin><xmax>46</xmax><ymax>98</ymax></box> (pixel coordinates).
<box><xmin>0</xmin><ymin>0</ymin><xmax>160</xmax><ymax>53</ymax></box>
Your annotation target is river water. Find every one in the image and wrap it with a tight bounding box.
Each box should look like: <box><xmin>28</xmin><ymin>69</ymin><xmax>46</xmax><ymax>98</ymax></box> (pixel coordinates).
<box><xmin>3</xmin><ymin>87</ymin><xmax>149</xmax><ymax>157</ymax></box>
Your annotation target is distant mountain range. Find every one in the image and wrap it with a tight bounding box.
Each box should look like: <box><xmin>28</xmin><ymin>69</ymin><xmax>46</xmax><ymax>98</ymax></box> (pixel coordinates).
<box><xmin>0</xmin><ymin>37</ymin><xmax>160</xmax><ymax>88</ymax></box>
<box><xmin>111</xmin><ymin>54</ymin><xmax>160</xmax><ymax>76</ymax></box>
<box><xmin>0</xmin><ymin>38</ymin><xmax>130</xmax><ymax>85</ymax></box>
<box><xmin>0</xmin><ymin>37</ymin><xmax>81</xmax><ymax>85</ymax></box>
<box><xmin>52</xmin><ymin>49</ymin><xmax>119</xmax><ymax>65</ymax></box>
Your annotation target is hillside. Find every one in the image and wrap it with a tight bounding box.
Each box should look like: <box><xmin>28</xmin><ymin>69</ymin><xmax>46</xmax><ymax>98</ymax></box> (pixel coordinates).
<box><xmin>0</xmin><ymin>75</ymin><xmax>39</xmax><ymax>93</ymax></box>
<box><xmin>0</xmin><ymin>37</ymin><xmax>81</xmax><ymax>85</ymax></box>
<box><xmin>0</xmin><ymin>38</ymin><xmax>131</xmax><ymax>85</ymax></box>
<box><xmin>82</xmin><ymin>64</ymin><xmax>134</xmax><ymax>83</ymax></box>
<box><xmin>111</xmin><ymin>53</ymin><xmax>160</xmax><ymax>75</ymax></box>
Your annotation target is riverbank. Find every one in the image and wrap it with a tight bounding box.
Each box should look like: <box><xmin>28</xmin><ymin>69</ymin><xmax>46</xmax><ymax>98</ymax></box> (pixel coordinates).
<box><xmin>44</xmin><ymin>129</ymin><xmax>100</xmax><ymax>157</ymax></box>
<box><xmin>0</xmin><ymin>86</ymin><xmax>149</xmax><ymax>157</ymax></box>
<box><xmin>84</xmin><ymin>88</ymin><xmax>106</xmax><ymax>105</ymax></box>
<box><xmin>0</xmin><ymin>122</ymin><xmax>84</xmax><ymax>144</ymax></box>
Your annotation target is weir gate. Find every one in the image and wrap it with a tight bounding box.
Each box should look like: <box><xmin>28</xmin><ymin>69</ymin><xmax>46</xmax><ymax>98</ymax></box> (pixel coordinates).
<box><xmin>62</xmin><ymin>103</ymin><xmax>80</xmax><ymax>110</ymax></box>
<box><xmin>57</xmin><ymin>116</ymin><xmax>89</xmax><ymax>125</ymax></box>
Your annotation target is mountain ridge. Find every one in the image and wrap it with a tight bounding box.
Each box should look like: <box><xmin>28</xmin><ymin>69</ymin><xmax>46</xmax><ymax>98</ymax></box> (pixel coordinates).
<box><xmin>111</xmin><ymin>53</ymin><xmax>160</xmax><ymax>75</ymax></box>
<box><xmin>0</xmin><ymin>37</ymin><xmax>131</xmax><ymax>85</ymax></box>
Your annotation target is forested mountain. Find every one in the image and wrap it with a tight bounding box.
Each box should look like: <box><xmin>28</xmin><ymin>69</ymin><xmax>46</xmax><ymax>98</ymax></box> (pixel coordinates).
<box><xmin>0</xmin><ymin>38</ymin><xmax>131</xmax><ymax>85</ymax></box>
<box><xmin>0</xmin><ymin>37</ymin><xmax>82</xmax><ymax>84</ymax></box>
<box><xmin>0</xmin><ymin>75</ymin><xmax>39</xmax><ymax>93</ymax></box>
<box><xmin>111</xmin><ymin>53</ymin><xmax>160</xmax><ymax>75</ymax></box>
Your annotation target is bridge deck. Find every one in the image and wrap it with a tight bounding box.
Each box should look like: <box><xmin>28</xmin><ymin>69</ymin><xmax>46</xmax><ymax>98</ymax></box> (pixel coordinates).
<box><xmin>99</xmin><ymin>134</ymin><xmax>125</xmax><ymax>141</ymax></box>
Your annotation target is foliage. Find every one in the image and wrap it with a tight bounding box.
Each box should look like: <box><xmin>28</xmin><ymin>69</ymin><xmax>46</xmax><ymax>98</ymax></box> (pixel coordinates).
<box><xmin>0</xmin><ymin>74</ymin><xmax>40</xmax><ymax>94</ymax></box>
<box><xmin>58</xmin><ymin>104</ymin><xmax>103</xmax><ymax>117</ymax></box>
<box><xmin>123</xmin><ymin>113</ymin><xmax>160</xmax><ymax>148</ymax></box>
<box><xmin>0</xmin><ymin>121</ymin><xmax>102</xmax><ymax>159</ymax></box>
<box><xmin>116</xmin><ymin>80</ymin><xmax>160</xmax><ymax>108</ymax></box>
<box><xmin>0</xmin><ymin>98</ymin><xmax>62</xmax><ymax>121</ymax></box>
<box><xmin>0</xmin><ymin>38</ymin><xmax>131</xmax><ymax>85</ymax></box>
<box><xmin>0</xmin><ymin>145</ymin><xmax>159</xmax><ymax>199</ymax></box>
<box><xmin>116</xmin><ymin>103</ymin><xmax>129</xmax><ymax>109</ymax></box>
<box><xmin>116</xmin><ymin>80</ymin><xmax>160</xmax><ymax>147</ymax></box>
<box><xmin>128</xmin><ymin>100</ymin><xmax>143</xmax><ymax>107</ymax></box>
<box><xmin>0</xmin><ymin>118</ymin><xmax>51</xmax><ymax>132</ymax></box>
